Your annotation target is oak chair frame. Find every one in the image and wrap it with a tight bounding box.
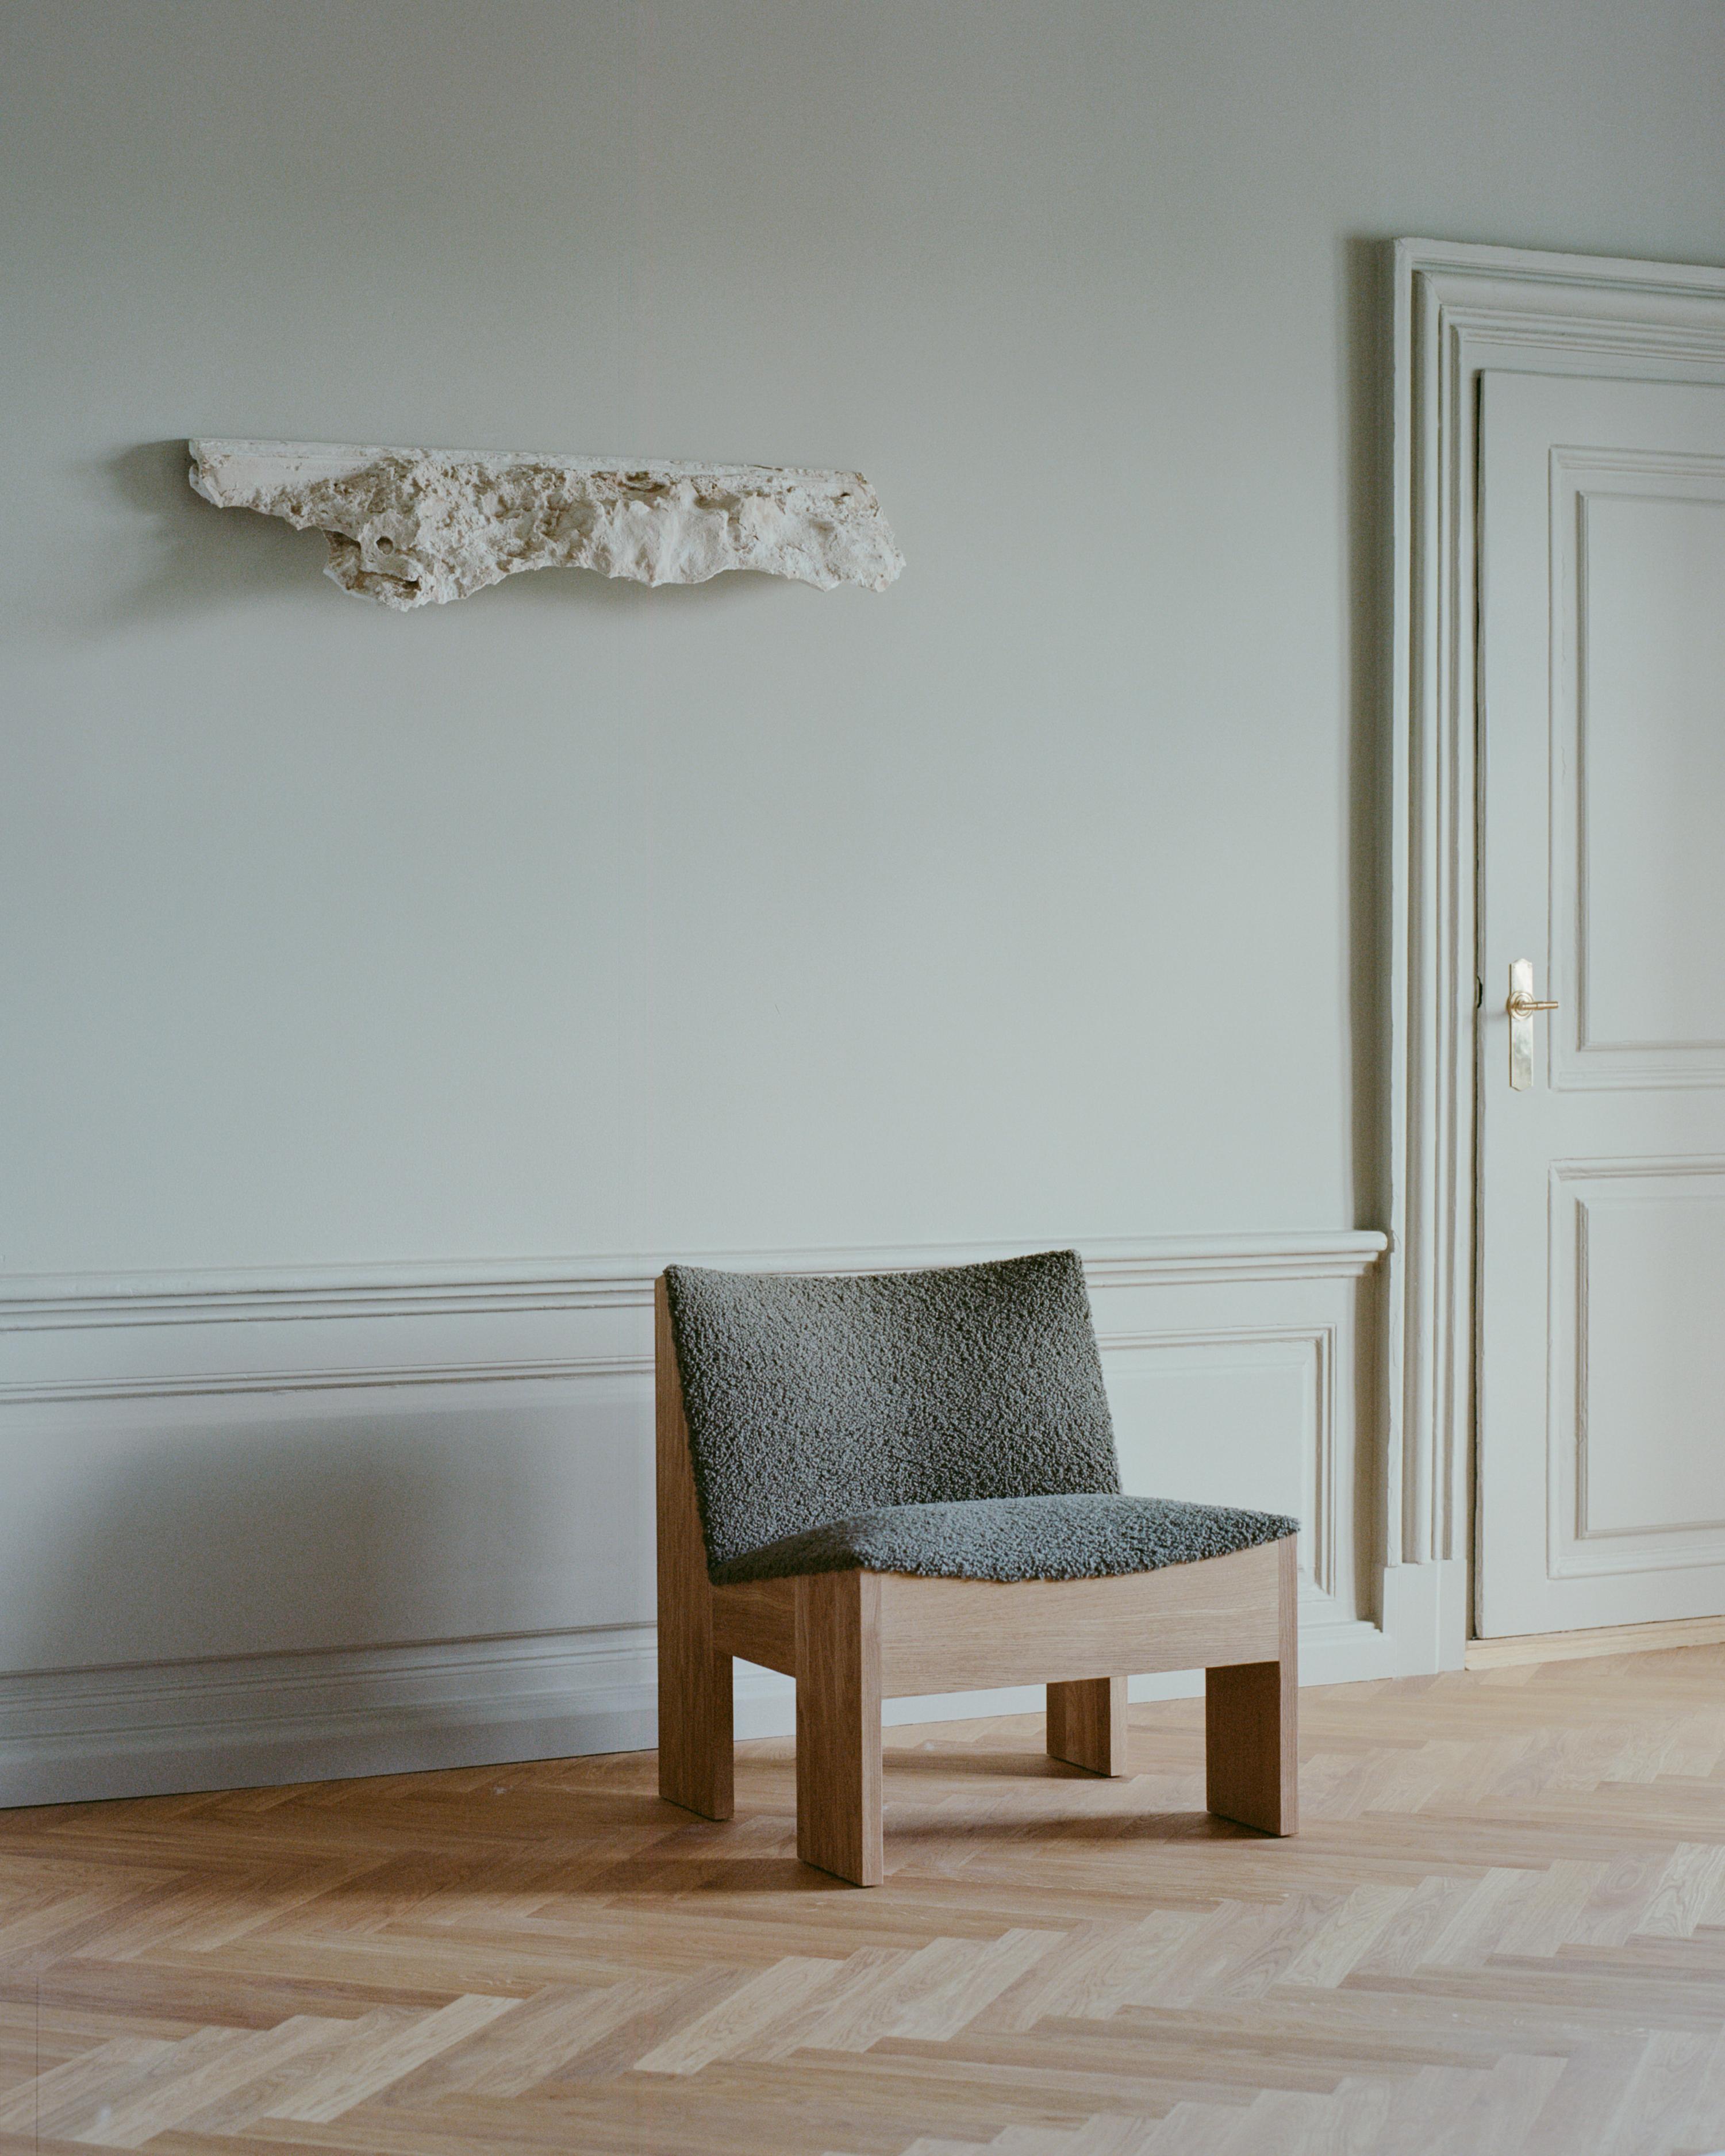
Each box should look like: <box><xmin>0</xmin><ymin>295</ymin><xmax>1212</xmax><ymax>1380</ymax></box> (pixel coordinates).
<box><xmin>655</xmin><ymin>1276</ymin><xmax>1297</xmax><ymax>1885</ymax></box>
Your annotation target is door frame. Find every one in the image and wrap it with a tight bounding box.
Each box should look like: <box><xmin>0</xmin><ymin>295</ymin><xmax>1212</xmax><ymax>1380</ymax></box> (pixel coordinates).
<box><xmin>1386</xmin><ymin>237</ymin><xmax>1725</xmax><ymax>1666</ymax></box>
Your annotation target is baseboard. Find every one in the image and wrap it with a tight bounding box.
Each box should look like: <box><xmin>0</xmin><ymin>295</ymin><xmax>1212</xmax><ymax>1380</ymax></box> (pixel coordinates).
<box><xmin>1378</xmin><ymin>1558</ymin><xmax>1469</xmax><ymax>1674</ymax></box>
<box><xmin>1464</xmin><ymin>1613</ymin><xmax>1725</xmax><ymax>1669</ymax></box>
<box><xmin>1</xmin><ymin>1603</ymin><xmax>1399</xmax><ymax>1810</ymax></box>
<box><xmin>0</xmin><ymin>1626</ymin><xmax>661</xmax><ymax>1809</ymax></box>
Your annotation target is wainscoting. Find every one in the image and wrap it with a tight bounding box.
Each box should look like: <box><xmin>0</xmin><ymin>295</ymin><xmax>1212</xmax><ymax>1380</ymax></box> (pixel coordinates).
<box><xmin>0</xmin><ymin>1233</ymin><xmax>1389</xmax><ymax>1805</ymax></box>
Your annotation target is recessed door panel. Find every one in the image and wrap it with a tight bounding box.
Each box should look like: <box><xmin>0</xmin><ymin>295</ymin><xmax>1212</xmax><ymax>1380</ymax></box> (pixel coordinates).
<box><xmin>1553</xmin><ymin>1171</ymin><xmax>1725</xmax><ymax>1557</ymax></box>
<box><xmin>1573</xmin><ymin>489</ymin><xmax>1725</xmax><ymax>1073</ymax></box>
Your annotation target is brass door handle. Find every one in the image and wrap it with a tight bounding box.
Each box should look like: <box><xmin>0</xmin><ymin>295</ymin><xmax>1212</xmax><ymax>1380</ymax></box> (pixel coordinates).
<box><xmin>1508</xmin><ymin>960</ymin><xmax>1558</xmax><ymax>1089</ymax></box>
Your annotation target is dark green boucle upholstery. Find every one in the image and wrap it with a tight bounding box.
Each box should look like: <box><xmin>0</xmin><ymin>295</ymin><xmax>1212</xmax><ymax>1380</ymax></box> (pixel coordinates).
<box><xmin>663</xmin><ymin>1249</ymin><xmax>1297</xmax><ymax>1587</ymax></box>
<box><xmin>706</xmin><ymin>1492</ymin><xmax>1299</xmax><ymax>1587</ymax></box>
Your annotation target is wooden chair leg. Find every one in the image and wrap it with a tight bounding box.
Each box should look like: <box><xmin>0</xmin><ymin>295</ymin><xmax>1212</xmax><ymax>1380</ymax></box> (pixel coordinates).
<box><xmin>1205</xmin><ymin>1534</ymin><xmax>1298</xmax><ymax>1835</ymax></box>
<box><xmin>658</xmin><ymin>1638</ymin><xmax>735</xmax><ymax>1821</ymax></box>
<box><xmin>1047</xmin><ymin>1676</ymin><xmax>1127</xmax><ymax>1774</ymax></box>
<box><xmin>794</xmin><ymin>1570</ymin><xmax>883</xmax><ymax>1886</ymax></box>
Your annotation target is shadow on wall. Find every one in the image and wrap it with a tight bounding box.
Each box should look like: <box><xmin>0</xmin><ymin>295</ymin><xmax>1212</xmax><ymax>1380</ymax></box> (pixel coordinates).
<box><xmin>41</xmin><ymin>1421</ymin><xmax>424</xmax><ymax>1671</ymax></box>
<box><xmin>97</xmin><ymin>439</ymin><xmax>324</xmax><ymax>628</ymax></box>
<box><xmin>1342</xmin><ymin>235</ymin><xmax>1394</xmax><ymax>1233</ymax></box>
<box><xmin>7</xmin><ymin>1393</ymin><xmax>654</xmax><ymax>1679</ymax></box>
<box><xmin>89</xmin><ymin>440</ymin><xmax>784</xmax><ymax>632</ymax></box>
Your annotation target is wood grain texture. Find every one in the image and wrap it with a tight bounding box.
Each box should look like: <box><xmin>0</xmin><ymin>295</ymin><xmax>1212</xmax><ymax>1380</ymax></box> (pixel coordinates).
<box><xmin>5</xmin><ymin>1645</ymin><xmax>1725</xmax><ymax>2152</ymax></box>
<box><xmin>655</xmin><ymin>1276</ymin><xmax>733</xmax><ymax>1820</ymax></box>
<box><xmin>1466</xmin><ymin>1613</ymin><xmax>1725</xmax><ymax>1668</ymax></box>
<box><xmin>712</xmin><ymin>1578</ymin><xmax>797</xmax><ymax>1675</ymax></box>
<box><xmin>794</xmin><ymin>1570</ymin><xmax>883</xmax><ymax>1886</ymax></box>
<box><xmin>1205</xmin><ymin>1533</ymin><xmax>1298</xmax><ymax>1835</ymax></box>
<box><xmin>876</xmin><ymin>1541</ymin><xmax>1282</xmax><ymax>1695</ymax></box>
<box><xmin>1046</xmin><ymin>1677</ymin><xmax>1127</xmax><ymax>1775</ymax></box>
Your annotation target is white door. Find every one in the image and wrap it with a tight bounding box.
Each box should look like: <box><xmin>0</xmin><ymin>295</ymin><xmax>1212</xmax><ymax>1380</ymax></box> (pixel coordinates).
<box><xmin>1476</xmin><ymin>370</ymin><xmax>1725</xmax><ymax>1638</ymax></box>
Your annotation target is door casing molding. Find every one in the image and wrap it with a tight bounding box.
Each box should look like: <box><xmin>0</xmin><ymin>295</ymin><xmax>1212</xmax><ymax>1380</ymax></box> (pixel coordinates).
<box><xmin>1389</xmin><ymin>237</ymin><xmax>1725</xmax><ymax>1658</ymax></box>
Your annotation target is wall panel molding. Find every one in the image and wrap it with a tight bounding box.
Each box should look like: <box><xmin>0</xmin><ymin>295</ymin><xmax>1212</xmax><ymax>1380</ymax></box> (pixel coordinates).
<box><xmin>0</xmin><ymin>1356</ymin><xmax>651</xmax><ymax>1409</ymax></box>
<box><xmin>1106</xmin><ymin>1325</ymin><xmax>1338</xmax><ymax>1599</ymax></box>
<box><xmin>0</xmin><ymin>1229</ymin><xmax>1389</xmax><ymax>1805</ymax></box>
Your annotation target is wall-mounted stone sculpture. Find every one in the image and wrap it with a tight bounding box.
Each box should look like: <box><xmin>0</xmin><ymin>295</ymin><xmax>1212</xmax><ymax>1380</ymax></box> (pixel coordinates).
<box><xmin>187</xmin><ymin>440</ymin><xmax>905</xmax><ymax>611</ymax></box>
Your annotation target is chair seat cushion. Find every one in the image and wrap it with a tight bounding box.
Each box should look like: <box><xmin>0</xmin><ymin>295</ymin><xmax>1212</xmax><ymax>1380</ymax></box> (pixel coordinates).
<box><xmin>709</xmin><ymin>1491</ymin><xmax>1298</xmax><ymax>1586</ymax></box>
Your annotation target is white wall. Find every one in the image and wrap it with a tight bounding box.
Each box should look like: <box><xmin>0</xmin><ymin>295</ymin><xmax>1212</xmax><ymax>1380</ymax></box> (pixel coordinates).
<box><xmin>3</xmin><ymin>1</ymin><xmax>1723</xmax><ymax>1800</ymax></box>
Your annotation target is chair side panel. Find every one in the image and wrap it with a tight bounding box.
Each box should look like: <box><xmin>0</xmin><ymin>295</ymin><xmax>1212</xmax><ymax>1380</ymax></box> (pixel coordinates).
<box><xmin>712</xmin><ymin>1579</ymin><xmax>797</xmax><ymax>1675</ymax></box>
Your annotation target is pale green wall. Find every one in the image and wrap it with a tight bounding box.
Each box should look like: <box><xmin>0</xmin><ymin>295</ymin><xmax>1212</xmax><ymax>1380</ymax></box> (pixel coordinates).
<box><xmin>5</xmin><ymin>1</ymin><xmax>1724</xmax><ymax>1274</ymax></box>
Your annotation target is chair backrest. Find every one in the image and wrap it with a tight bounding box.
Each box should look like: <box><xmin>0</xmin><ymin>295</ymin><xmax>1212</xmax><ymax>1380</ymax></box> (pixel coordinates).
<box><xmin>662</xmin><ymin>1248</ymin><xmax>1120</xmax><ymax>1575</ymax></box>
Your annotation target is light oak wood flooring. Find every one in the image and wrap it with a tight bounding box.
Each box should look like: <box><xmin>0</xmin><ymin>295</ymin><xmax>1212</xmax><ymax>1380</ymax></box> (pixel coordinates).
<box><xmin>6</xmin><ymin>1650</ymin><xmax>1725</xmax><ymax>2154</ymax></box>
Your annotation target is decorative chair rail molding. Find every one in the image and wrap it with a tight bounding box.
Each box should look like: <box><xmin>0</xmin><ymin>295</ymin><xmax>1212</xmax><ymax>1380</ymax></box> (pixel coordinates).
<box><xmin>0</xmin><ymin>1229</ymin><xmax>1389</xmax><ymax>1336</ymax></box>
<box><xmin>187</xmin><ymin>439</ymin><xmax>905</xmax><ymax>609</ymax></box>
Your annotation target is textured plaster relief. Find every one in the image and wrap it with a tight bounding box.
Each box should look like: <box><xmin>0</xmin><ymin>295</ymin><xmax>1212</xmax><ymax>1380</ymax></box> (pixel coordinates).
<box><xmin>187</xmin><ymin>440</ymin><xmax>904</xmax><ymax>611</ymax></box>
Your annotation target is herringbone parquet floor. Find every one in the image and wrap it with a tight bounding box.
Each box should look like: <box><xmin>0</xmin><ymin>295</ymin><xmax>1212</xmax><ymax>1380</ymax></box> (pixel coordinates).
<box><xmin>5</xmin><ymin>1650</ymin><xmax>1725</xmax><ymax>2154</ymax></box>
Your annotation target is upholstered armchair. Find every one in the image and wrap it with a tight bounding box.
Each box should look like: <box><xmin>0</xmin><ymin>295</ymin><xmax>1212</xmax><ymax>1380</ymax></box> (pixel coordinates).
<box><xmin>656</xmin><ymin>1249</ymin><xmax>1297</xmax><ymax>1884</ymax></box>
